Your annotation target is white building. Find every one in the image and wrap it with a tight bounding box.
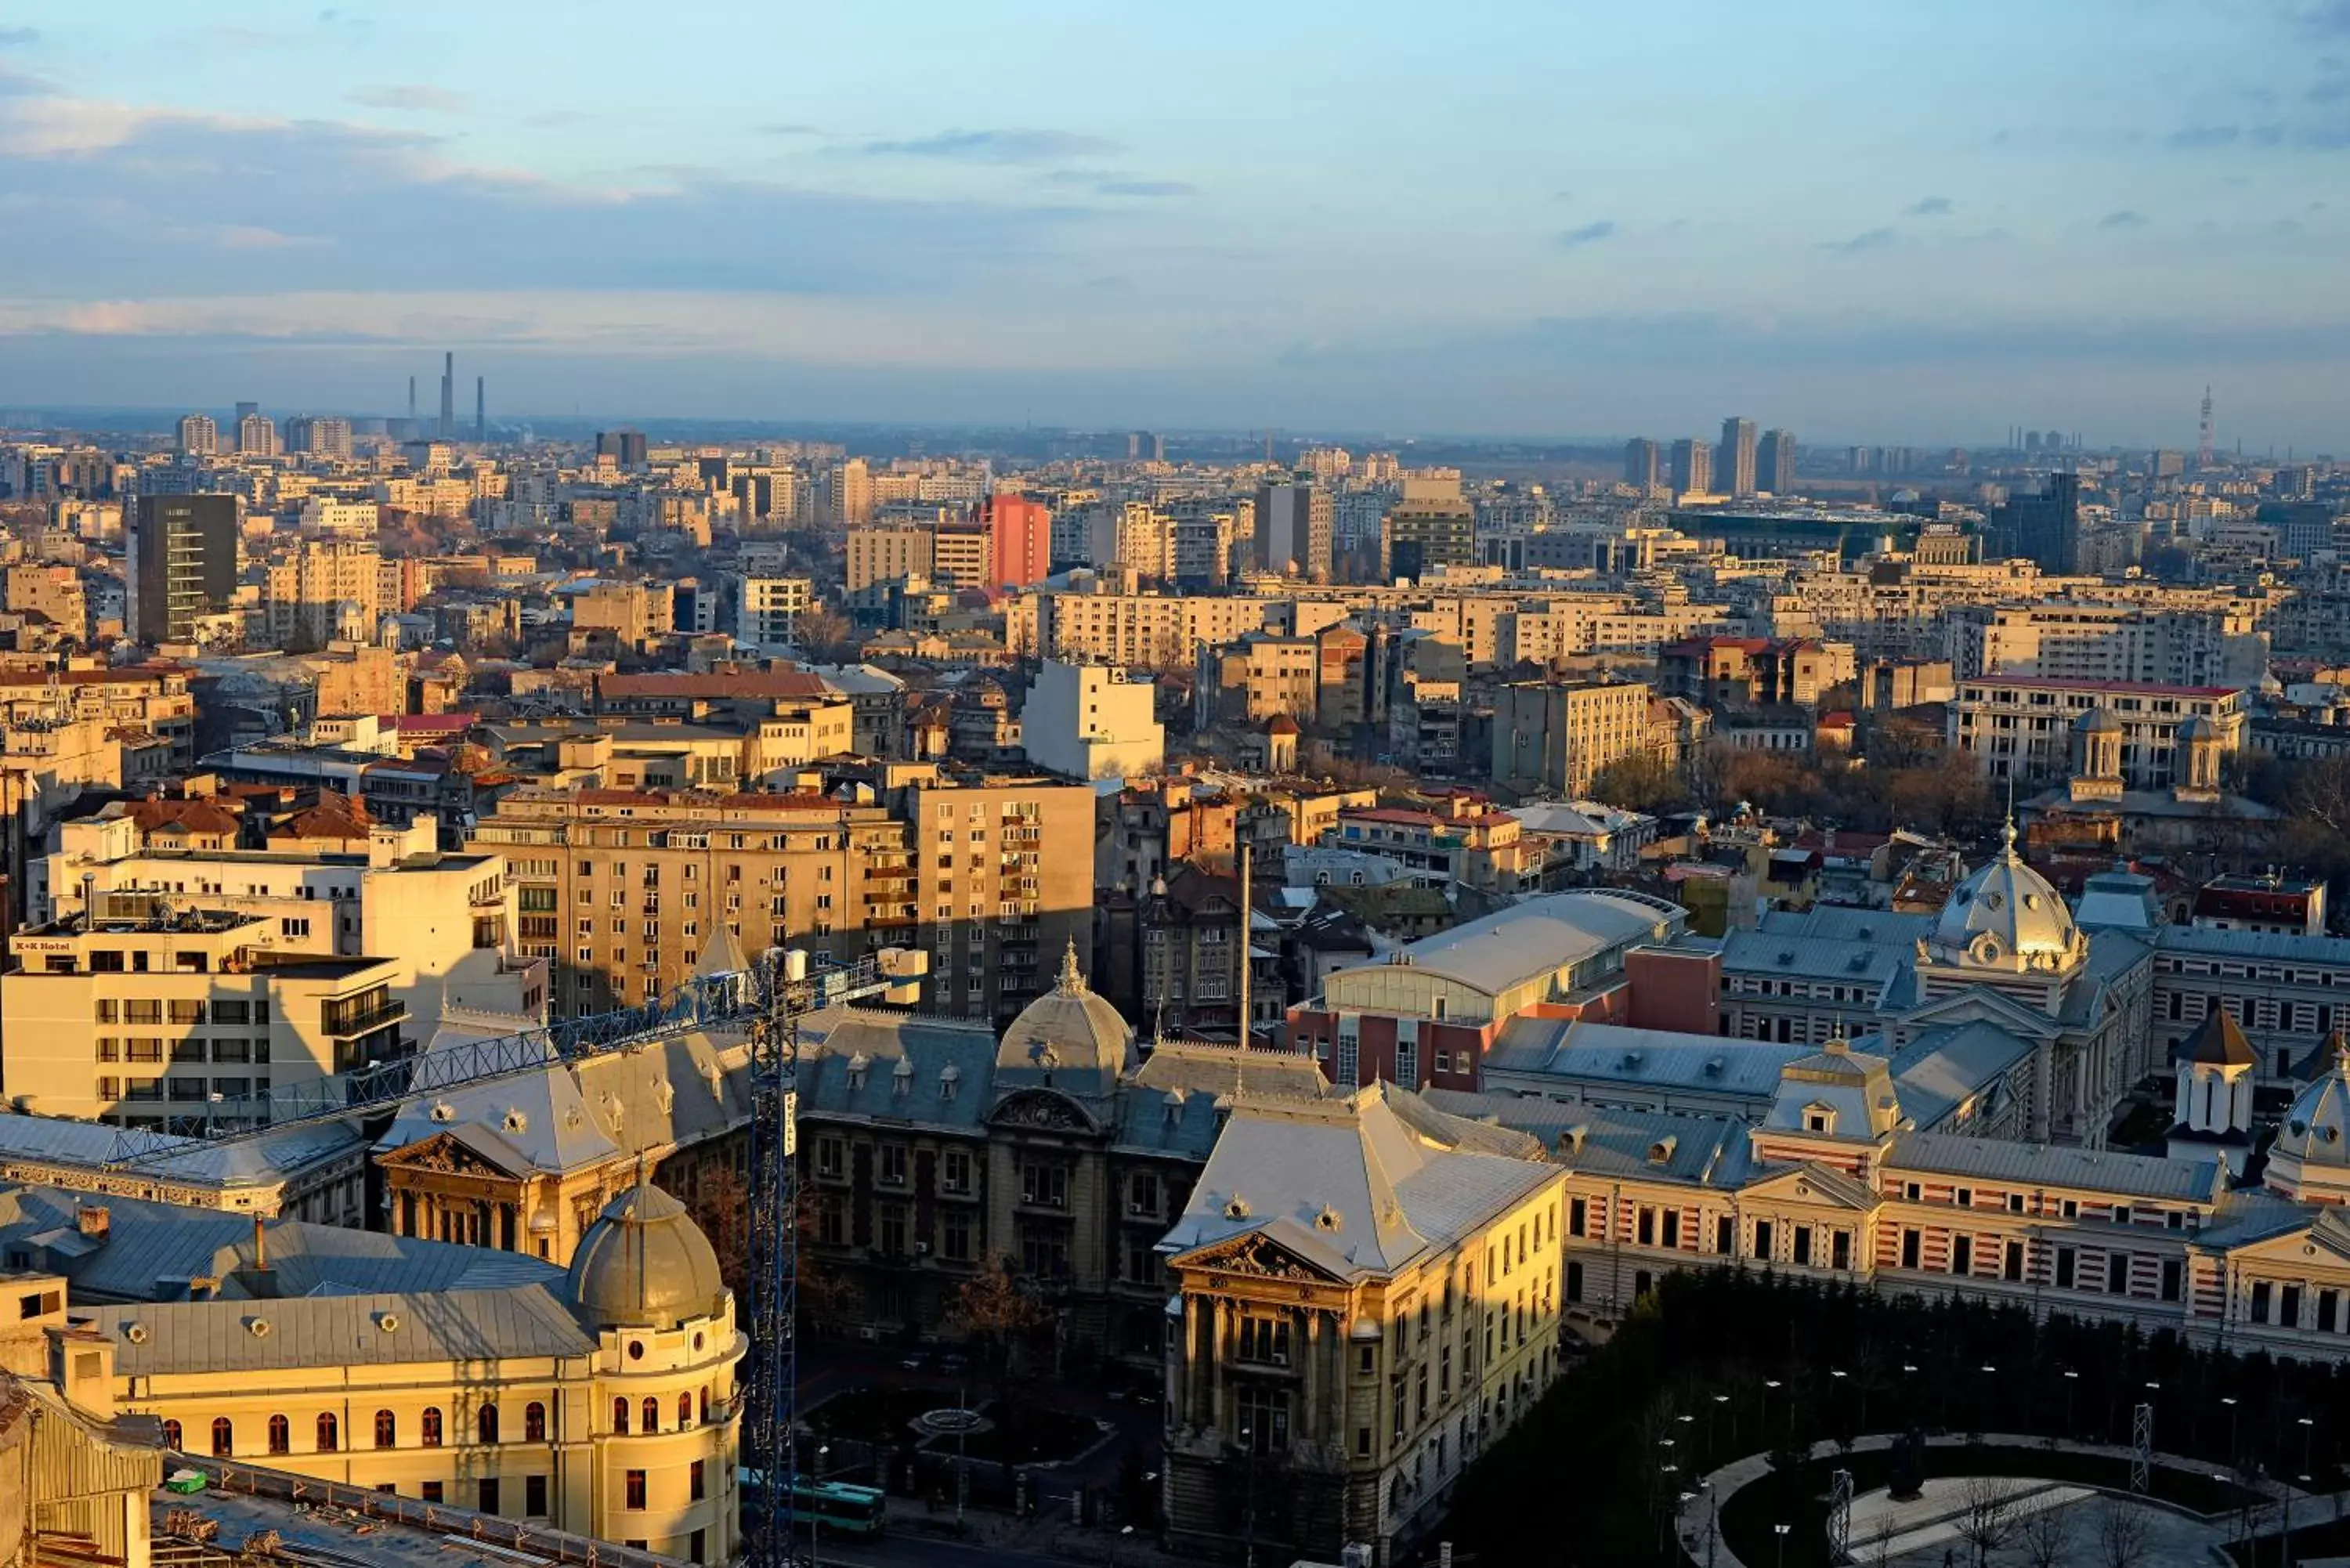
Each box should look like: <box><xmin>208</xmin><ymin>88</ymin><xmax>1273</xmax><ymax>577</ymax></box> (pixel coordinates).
<box><xmin>1021</xmin><ymin>659</ymin><xmax>1164</xmax><ymax>781</ymax></box>
<box><xmin>734</xmin><ymin>576</ymin><xmax>812</xmax><ymax>649</ymax></box>
<box><xmin>298</xmin><ymin>498</ymin><xmax>378</xmax><ymax>534</ymax></box>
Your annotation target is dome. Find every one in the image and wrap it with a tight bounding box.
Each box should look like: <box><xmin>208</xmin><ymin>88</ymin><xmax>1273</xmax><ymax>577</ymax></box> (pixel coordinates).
<box><xmin>2073</xmin><ymin>707</ymin><xmax>2123</xmax><ymax>735</ymax></box>
<box><xmin>2178</xmin><ymin>714</ymin><xmax>2219</xmax><ymax>742</ymax></box>
<box><xmin>1928</xmin><ymin>822</ymin><xmax>2084</xmax><ymax>970</ymax></box>
<box><xmin>566</xmin><ymin>1182</ymin><xmax>728</xmax><ymax>1332</ymax></box>
<box><xmin>2273</xmin><ymin>1038</ymin><xmax>2350</xmax><ymax>1172</ymax></box>
<box><xmin>995</xmin><ymin>940</ymin><xmax>1133</xmax><ymax>1086</ymax></box>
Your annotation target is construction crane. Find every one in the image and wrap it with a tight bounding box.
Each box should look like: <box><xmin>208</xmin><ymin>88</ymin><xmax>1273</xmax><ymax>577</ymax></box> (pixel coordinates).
<box><xmin>107</xmin><ymin>940</ymin><xmax>925</xmax><ymax>1568</ymax></box>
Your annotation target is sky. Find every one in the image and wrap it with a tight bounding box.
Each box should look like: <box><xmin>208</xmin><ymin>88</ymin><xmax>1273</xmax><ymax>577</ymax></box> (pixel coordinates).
<box><xmin>2</xmin><ymin>0</ymin><xmax>2348</xmax><ymax>448</ymax></box>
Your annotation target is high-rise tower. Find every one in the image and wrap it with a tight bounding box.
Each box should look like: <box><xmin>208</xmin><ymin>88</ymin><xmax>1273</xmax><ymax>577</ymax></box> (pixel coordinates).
<box><xmin>439</xmin><ymin>352</ymin><xmax>455</xmax><ymax>439</ymax></box>
<box><xmin>1719</xmin><ymin>416</ymin><xmax>1759</xmax><ymax>498</ymax></box>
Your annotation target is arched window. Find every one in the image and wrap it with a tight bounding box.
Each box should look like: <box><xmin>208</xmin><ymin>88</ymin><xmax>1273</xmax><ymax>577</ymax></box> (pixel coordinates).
<box><xmin>374</xmin><ymin>1410</ymin><xmax>396</xmax><ymax>1448</ymax></box>
<box><xmin>678</xmin><ymin>1392</ymin><xmax>693</xmax><ymax>1429</ymax></box>
<box><xmin>162</xmin><ymin>1418</ymin><xmax>183</xmax><ymax>1450</ymax></box>
<box><xmin>211</xmin><ymin>1417</ymin><xmax>233</xmax><ymax>1458</ymax></box>
<box><xmin>613</xmin><ymin>1397</ymin><xmax>630</xmax><ymax>1436</ymax></box>
<box><xmin>524</xmin><ymin>1402</ymin><xmax>547</xmax><ymax>1443</ymax></box>
<box><xmin>477</xmin><ymin>1404</ymin><xmax>500</xmax><ymax>1445</ymax></box>
<box><xmin>700</xmin><ymin>1386</ymin><xmax>710</xmax><ymax>1424</ymax></box>
<box><xmin>267</xmin><ymin>1414</ymin><xmax>290</xmax><ymax>1455</ymax></box>
<box><xmin>421</xmin><ymin>1407</ymin><xmax>443</xmax><ymax>1447</ymax></box>
<box><xmin>316</xmin><ymin>1412</ymin><xmax>339</xmax><ymax>1453</ymax></box>
<box><xmin>642</xmin><ymin>1396</ymin><xmax>659</xmax><ymax>1435</ymax></box>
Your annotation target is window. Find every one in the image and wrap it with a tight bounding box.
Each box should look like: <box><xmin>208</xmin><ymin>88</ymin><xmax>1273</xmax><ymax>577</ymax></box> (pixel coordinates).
<box><xmin>526</xmin><ymin>1475</ymin><xmax>548</xmax><ymax>1517</ymax></box>
<box><xmin>421</xmin><ymin>1407</ymin><xmax>443</xmax><ymax>1447</ymax></box>
<box><xmin>422</xmin><ymin>1482</ymin><xmax>444</xmax><ymax>1505</ymax></box>
<box><xmin>942</xmin><ymin>1149</ymin><xmax>972</xmax><ymax>1194</ymax></box>
<box><xmin>1900</xmin><ymin>1229</ymin><xmax>1920</xmax><ymax>1269</ymax></box>
<box><xmin>680</xmin><ymin>1392</ymin><xmax>694</xmax><ymax>1429</ymax></box>
<box><xmin>1716</xmin><ymin>1216</ymin><xmax>1735</xmax><ymax>1255</ymax></box>
<box><xmin>2162</xmin><ymin>1259</ymin><xmax>2184</xmax><ymax>1302</ymax></box>
<box><xmin>374</xmin><ymin>1410</ymin><xmax>396</xmax><ymax>1448</ymax></box>
<box><xmin>2004</xmin><ymin>1240</ymin><xmax>2025</xmax><ymax>1281</ymax></box>
<box><xmin>643</xmin><ymin>1396</ymin><xmax>660</xmax><ymax>1434</ymax></box>
<box><xmin>478</xmin><ymin>1404</ymin><xmax>499</xmax><ymax>1444</ymax></box>
<box><xmin>690</xmin><ymin>1459</ymin><xmax>707</xmax><ymax>1501</ymax></box>
<box><xmin>316</xmin><ymin>1412</ymin><xmax>339</xmax><ymax>1452</ymax></box>
<box><xmin>212</xmin><ymin>1417</ymin><xmax>233</xmax><ymax>1456</ymax></box>
<box><xmin>624</xmin><ymin>1469</ymin><xmax>648</xmax><ymax>1511</ymax></box>
<box><xmin>1753</xmin><ymin>1220</ymin><xmax>1774</xmax><ymax>1262</ymax></box>
<box><xmin>268</xmin><ymin>1414</ymin><xmax>290</xmax><ymax>1454</ymax></box>
<box><xmin>1020</xmin><ymin>1162</ymin><xmax>1068</xmax><ymax>1208</ymax></box>
<box><xmin>525</xmin><ymin>1402</ymin><xmax>547</xmax><ymax>1443</ymax></box>
<box><xmin>2251</xmin><ymin>1281</ymin><xmax>2272</xmax><ymax>1324</ymax></box>
<box><xmin>1951</xmin><ymin>1235</ymin><xmax>1972</xmax><ymax>1276</ymax></box>
<box><xmin>613</xmin><ymin>1398</ymin><xmax>631</xmax><ymax>1435</ymax></box>
<box><xmin>163</xmin><ymin>1418</ymin><xmax>183</xmax><ymax>1450</ymax></box>
<box><xmin>2056</xmin><ymin>1247</ymin><xmax>2077</xmax><ymax>1290</ymax></box>
<box><xmin>479</xmin><ymin>1478</ymin><xmax>501</xmax><ymax>1516</ymax></box>
<box><xmin>815</xmin><ymin>1138</ymin><xmax>844</xmax><ymax>1180</ymax></box>
<box><xmin>1568</xmin><ymin>1198</ymin><xmax>1586</xmax><ymax>1237</ymax></box>
<box><xmin>879</xmin><ymin>1143</ymin><xmax>908</xmax><ymax>1186</ymax></box>
<box><xmin>1238</xmin><ymin>1315</ymin><xmax>1292</xmax><ymax>1366</ymax></box>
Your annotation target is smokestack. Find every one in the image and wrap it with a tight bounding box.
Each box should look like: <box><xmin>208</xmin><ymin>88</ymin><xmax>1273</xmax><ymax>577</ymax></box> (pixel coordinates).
<box><xmin>407</xmin><ymin>375</ymin><xmax>416</xmax><ymax>423</ymax></box>
<box><xmin>439</xmin><ymin>351</ymin><xmax>455</xmax><ymax>439</ymax></box>
<box><xmin>475</xmin><ymin>376</ymin><xmax>486</xmax><ymax>443</ymax></box>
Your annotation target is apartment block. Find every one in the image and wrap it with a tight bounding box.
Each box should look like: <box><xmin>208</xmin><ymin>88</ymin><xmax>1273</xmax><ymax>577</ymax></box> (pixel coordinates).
<box><xmin>1947</xmin><ymin>676</ymin><xmax>2247</xmax><ymax>786</ymax></box>
<box><xmin>1489</xmin><ymin>680</ymin><xmax>1653</xmax><ymax>796</ymax></box>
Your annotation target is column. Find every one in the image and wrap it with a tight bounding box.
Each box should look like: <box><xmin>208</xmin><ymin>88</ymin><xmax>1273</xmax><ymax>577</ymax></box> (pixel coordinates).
<box><xmin>1300</xmin><ymin>1310</ymin><xmax>1321</xmax><ymax>1451</ymax></box>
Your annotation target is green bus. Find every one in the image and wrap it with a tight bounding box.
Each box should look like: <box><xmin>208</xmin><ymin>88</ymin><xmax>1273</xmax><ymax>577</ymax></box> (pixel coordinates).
<box><xmin>738</xmin><ymin>1471</ymin><xmax>888</xmax><ymax>1537</ymax></box>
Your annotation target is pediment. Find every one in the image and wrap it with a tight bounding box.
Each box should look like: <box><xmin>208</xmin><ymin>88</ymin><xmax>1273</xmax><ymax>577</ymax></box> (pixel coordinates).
<box><xmin>376</xmin><ymin>1129</ymin><xmax>525</xmax><ymax>1180</ymax></box>
<box><xmin>1741</xmin><ymin>1161</ymin><xmax>1881</xmax><ymax>1212</ymax></box>
<box><xmin>2225</xmin><ymin>1212</ymin><xmax>2350</xmax><ymax>1270</ymax></box>
<box><xmin>1897</xmin><ymin>988</ymin><xmax>2058</xmax><ymax>1040</ymax></box>
<box><xmin>986</xmin><ymin>1086</ymin><xmax>1101</xmax><ymax>1136</ymax></box>
<box><xmin>1174</xmin><ymin>1230</ymin><xmax>1340</xmax><ymax>1284</ymax></box>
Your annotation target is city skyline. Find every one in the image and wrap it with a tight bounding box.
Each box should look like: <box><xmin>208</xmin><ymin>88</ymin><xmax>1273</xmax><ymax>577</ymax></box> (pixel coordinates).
<box><xmin>2</xmin><ymin>1</ymin><xmax>2348</xmax><ymax>445</ymax></box>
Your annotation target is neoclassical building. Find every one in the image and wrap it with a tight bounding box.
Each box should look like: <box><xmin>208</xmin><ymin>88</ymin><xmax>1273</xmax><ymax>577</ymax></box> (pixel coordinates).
<box><xmin>1158</xmin><ymin>1086</ymin><xmax>1567</xmax><ymax>1566</ymax></box>
<box><xmin>0</xmin><ymin>1181</ymin><xmax>743</xmax><ymax>1563</ymax></box>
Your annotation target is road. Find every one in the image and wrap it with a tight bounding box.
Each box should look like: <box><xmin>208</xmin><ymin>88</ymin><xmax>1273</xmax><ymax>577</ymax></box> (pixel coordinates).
<box><xmin>798</xmin><ymin>1526</ymin><xmax>1152</xmax><ymax>1568</ymax></box>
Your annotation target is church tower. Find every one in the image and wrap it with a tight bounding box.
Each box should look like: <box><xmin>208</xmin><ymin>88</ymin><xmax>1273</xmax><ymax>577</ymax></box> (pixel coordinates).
<box><xmin>2165</xmin><ymin>1008</ymin><xmax>2256</xmax><ymax>1176</ymax></box>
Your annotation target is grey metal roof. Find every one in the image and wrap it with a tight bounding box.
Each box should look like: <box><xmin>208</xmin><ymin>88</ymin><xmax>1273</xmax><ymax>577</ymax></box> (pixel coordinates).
<box><xmin>0</xmin><ymin>1186</ymin><xmax>569</xmax><ymax>1304</ymax></box>
<box><xmin>1115</xmin><ymin>1041</ymin><xmax>1335</xmax><ymax>1160</ymax></box>
<box><xmin>1889</xmin><ymin>1022</ymin><xmax>2037</xmax><ymax>1130</ymax></box>
<box><xmin>2152</xmin><ymin>925</ymin><xmax>2350</xmax><ymax>965</ymax></box>
<box><xmin>1365</xmin><ymin>891</ymin><xmax>1684</xmax><ymax>998</ymax></box>
<box><xmin>1483</xmin><ymin>1019</ymin><xmax>1804</xmax><ymax>1104</ymax></box>
<box><xmin>1886</xmin><ymin>1131</ymin><xmax>2225</xmax><ymax>1203</ymax></box>
<box><xmin>1546</xmin><ymin>1106</ymin><xmax>1751</xmax><ymax>1185</ymax></box>
<box><xmin>0</xmin><ymin>1113</ymin><xmax>362</xmax><ymax>1187</ymax></box>
<box><xmin>1757</xmin><ymin>905</ymin><xmax>1937</xmax><ymax>945</ymax></box>
<box><xmin>97</xmin><ymin>1284</ymin><xmax>595</xmax><ymax>1377</ymax></box>
<box><xmin>1719</xmin><ymin>928</ymin><xmax>1911</xmax><ymax>988</ymax></box>
<box><xmin>792</xmin><ymin>1007</ymin><xmax>1000</xmax><ymax>1134</ymax></box>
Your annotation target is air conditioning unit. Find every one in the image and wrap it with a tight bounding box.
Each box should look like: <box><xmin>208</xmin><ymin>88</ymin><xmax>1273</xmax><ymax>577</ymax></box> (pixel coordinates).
<box><xmin>913</xmin><ymin>1241</ymin><xmax>932</xmax><ymax>1255</ymax></box>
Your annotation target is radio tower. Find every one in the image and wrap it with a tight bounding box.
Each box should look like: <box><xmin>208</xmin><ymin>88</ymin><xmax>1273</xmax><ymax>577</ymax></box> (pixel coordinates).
<box><xmin>2197</xmin><ymin>385</ymin><xmax>2214</xmax><ymax>469</ymax></box>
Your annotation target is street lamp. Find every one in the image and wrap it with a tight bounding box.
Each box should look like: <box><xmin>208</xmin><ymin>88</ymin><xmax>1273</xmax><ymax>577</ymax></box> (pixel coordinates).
<box><xmin>2301</xmin><ymin>1416</ymin><xmax>2316</xmax><ymax>1477</ymax></box>
<box><xmin>1764</xmin><ymin>1378</ymin><xmax>1783</xmax><ymax>1442</ymax></box>
<box><xmin>2222</xmin><ymin>1395</ymin><xmax>2240</xmax><ymax>1468</ymax></box>
<box><xmin>809</xmin><ymin>1443</ymin><xmax>830</xmax><ymax>1568</ymax></box>
<box><xmin>2063</xmin><ymin>1370</ymin><xmax>2081</xmax><ymax>1437</ymax></box>
<box><xmin>1773</xmin><ymin>1521</ymin><xmax>1791</xmax><ymax>1568</ymax></box>
<box><xmin>1239</xmin><ymin>1425</ymin><xmax>1257</xmax><ymax>1568</ymax></box>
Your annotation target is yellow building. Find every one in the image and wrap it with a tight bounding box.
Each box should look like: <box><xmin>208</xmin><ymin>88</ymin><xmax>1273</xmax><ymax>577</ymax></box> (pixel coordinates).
<box><xmin>6</xmin><ymin>1182</ymin><xmax>743</xmax><ymax>1563</ymax></box>
<box><xmin>1160</xmin><ymin>1086</ymin><xmax>1567</xmax><ymax>1566</ymax></box>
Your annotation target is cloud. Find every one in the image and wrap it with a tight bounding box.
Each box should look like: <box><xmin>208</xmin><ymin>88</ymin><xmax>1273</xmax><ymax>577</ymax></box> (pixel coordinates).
<box><xmin>1905</xmin><ymin>196</ymin><xmax>1953</xmax><ymax>215</ymax></box>
<box><xmin>755</xmin><ymin>122</ymin><xmax>825</xmax><ymax>136</ymax></box>
<box><xmin>0</xmin><ymin>27</ymin><xmax>39</xmax><ymax>45</ymax></box>
<box><xmin>1558</xmin><ymin>219</ymin><xmax>1616</xmax><ymax>249</ymax></box>
<box><xmin>347</xmin><ymin>84</ymin><xmax>470</xmax><ymax>114</ymax></box>
<box><xmin>2098</xmin><ymin>209</ymin><xmax>2148</xmax><ymax>229</ymax></box>
<box><xmin>2168</xmin><ymin>123</ymin><xmax>2241</xmax><ymax>147</ymax></box>
<box><xmin>856</xmin><ymin>128</ymin><xmax>1120</xmax><ymax>162</ymax></box>
<box><xmin>1818</xmin><ymin>226</ymin><xmax>1896</xmax><ymax>255</ymax></box>
<box><xmin>1094</xmin><ymin>179</ymin><xmax>1195</xmax><ymax>197</ymax></box>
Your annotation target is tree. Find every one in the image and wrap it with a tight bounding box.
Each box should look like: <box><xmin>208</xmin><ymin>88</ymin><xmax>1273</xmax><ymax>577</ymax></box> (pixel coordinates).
<box><xmin>2095</xmin><ymin>1498</ymin><xmax>2149</xmax><ymax>1568</ymax></box>
<box><xmin>1589</xmin><ymin>752</ymin><xmax>1690</xmax><ymax>815</ymax></box>
<box><xmin>793</xmin><ymin>607</ymin><xmax>858</xmax><ymax>663</ymax></box>
<box><xmin>1955</xmin><ymin>1475</ymin><xmax>2018</xmax><ymax>1567</ymax></box>
<box><xmin>2016</xmin><ymin>1501</ymin><xmax>2076</xmax><ymax>1568</ymax></box>
<box><xmin>950</xmin><ymin>1251</ymin><xmax>1053</xmax><ymax>1435</ymax></box>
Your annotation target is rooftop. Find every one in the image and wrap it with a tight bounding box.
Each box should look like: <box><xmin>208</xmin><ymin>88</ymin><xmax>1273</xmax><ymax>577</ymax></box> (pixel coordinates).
<box><xmin>1349</xmin><ymin>889</ymin><xmax>1684</xmax><ymax>999</ymax></box>
<box><xmin>1958</xmin><ymin>676</ymin><xmax>2240</xmax><ymax>699</ymax></box>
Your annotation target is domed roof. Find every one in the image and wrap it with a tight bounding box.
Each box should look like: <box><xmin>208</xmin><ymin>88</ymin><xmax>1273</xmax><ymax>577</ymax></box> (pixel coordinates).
<box><xmin>566</xmin><ymin>1181</ymin><xmax>728</xmax><ymax>1332</ymax></box>
<box><xmin>1927</xmin><ymin>822</ymin><xmax>2084</xmax><ymax>970</ymax></box>
<box><xmin>2178</xmin><ymin>714</ymin><xmax>2220</xmax><ymax>741</ymax></box>
<box><xmin>995</xmin><ymin>941</ymin><xmax>1133</xmax><ymax>1088</ymax></box>
<box><xmin>2273</xmin><ymin>1037</ymin><xmax>2350</xmax><ymax>1173</ymax></box>
<box><xmin>2073</xmin><ymin>707</ymin><xmax>2124</xmax><ymax>734</ymax></box>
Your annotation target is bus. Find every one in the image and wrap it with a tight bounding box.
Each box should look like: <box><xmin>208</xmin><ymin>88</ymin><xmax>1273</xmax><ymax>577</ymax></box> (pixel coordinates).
<box><xmin>737</xmin><ymin>1471</ymin><xmax>888</xmax><ymax>1537</ymax></box>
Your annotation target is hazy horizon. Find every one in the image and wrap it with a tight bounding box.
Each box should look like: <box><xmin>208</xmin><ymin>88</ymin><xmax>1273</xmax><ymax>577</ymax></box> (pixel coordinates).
<box><xmin>4</xmin><ymin>0</ymin><xmax>2348</xmax><ymax>450</ymax></box>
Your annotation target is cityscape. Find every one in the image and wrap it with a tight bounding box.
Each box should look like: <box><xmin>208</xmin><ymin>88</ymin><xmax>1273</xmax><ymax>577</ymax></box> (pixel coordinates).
<box><xmin>4</xmin><ymin>4</ymin><xmax>2350</xmax><ymax>1568</ymax></box>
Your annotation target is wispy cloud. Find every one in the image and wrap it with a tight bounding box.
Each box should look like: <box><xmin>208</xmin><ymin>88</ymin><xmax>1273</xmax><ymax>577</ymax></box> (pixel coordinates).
<box><xmin>1095</xmin><ymin>179</ymin><xmax>1195</xmax><ymax>197</ymax></box>
<box><xmin>1905</xmin><ymin>195</ymin><xmax>1952</xmax><ymax>215</ymax></box>
<box><xmin>0</xmin><ymin>27</ymin><xmax>40</xmax><ymax>46</ymax></box>
<box><xmin>756</xmin><ymin>122</ymin><xmax>825</xmax><ymax>136</ymax></box>
<box><xmin>2098</xmin><ymin>208</ymin><xmax>2148</xmax><ymax>229</ymax></box>
<box><xmin>348</xmin><ymin>84</ymin><xmax>470</xmax><ymax>114</ymax></box>
<box><xmin>857</xmin><ymin>128</ymin><xmax>1120</xmax><ymax>163</ymax></box>
<box><xmin>1819</xmin><ymin>226</ymin><xmax>1896</xmax><ymax>255</ymax></box>
<box><xmin>2167</xmin><ymin>123</ymin><xmax>2242</xmax><ymax>147</ymax></box>
<box><xmin>1559</xmin><ymin>219</ymin><xmax>1616</xmax><ymax>249</ymax></box>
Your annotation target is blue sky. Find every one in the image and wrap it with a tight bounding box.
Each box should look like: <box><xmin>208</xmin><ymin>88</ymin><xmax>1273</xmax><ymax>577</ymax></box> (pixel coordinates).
<box><xmin>2</xmin><ymin>0</ymin><xmax>2347</xmax><ymax>446</ymax></box>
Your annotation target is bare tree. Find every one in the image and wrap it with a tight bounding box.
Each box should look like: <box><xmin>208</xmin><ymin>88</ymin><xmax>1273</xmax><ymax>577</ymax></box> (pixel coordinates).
<box><xmin>1955</xmin><ymin>1476</ymin><xmax>2018</xmax><ymax>1568</ymax></box>
<box><xmin>2016</xmin><ymin>1501</ymin><xmax>2075</xmax><ymax>1568</ymax></box>
<box><xmin>2095</xmin><ymin>1499</ymin><xmax>2150</xmax><ymax>1568</ymax></box>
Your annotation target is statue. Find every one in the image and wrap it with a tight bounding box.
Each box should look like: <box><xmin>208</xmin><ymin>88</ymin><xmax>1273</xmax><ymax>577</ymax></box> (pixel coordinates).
<box><xmin>1888</xmin><ymin>1425</ymin><xmax>1928</xmax><ymax>1502</ymax></box>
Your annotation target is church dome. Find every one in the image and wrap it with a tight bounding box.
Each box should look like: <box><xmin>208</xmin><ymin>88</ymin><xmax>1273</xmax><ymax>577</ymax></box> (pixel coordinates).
<box><xmin>2178</xmin><ymin>714</ymin><xmax>2219</xmax><ymax>742</ymax></box>
<box><xmin>2073</xmin><ymin>707</ymin><xmax>2123</xmax><ymax>735</ymax></box>
<box><xmin>996</xmin><ymin>941</ymin><xmax>1133</xmax><ymax>1086</ymax></box>
<box><xmin>1928</xmin><ymin>822</ymin><xmax>2084</xmax><ymax>969</ymax></box>
<box><xmin>2273</xmin><ymin>1039</ymin><xmax>2350</xmax><ymax>1173</ymax></box>
<box><xmin>566</xmin><ymin>1182</ymin><xmax>728</xmax><ymax>1332</ymax></box>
